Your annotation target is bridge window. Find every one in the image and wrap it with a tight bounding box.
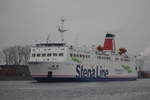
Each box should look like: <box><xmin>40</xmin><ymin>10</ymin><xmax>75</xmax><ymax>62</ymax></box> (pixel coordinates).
<box><xmin>42</xmin><ymin>53</ymin><xmax>46</xmax><ymax>57</ymax></box>
<box><xmin>59</xmin><ymin>53</ymin><xmax>63</xmax><ymax>56</ymax></box>
<box><xmin>37</xmin><ymin>53</ymin><xmax>41</xmax><ymax>57</ymax></box>
<box><xmin>53</xmin><ymin>53</ymin><xmax>57</xmax><ymax>56</ymax></box>
<box><xmin>47</xmin><ymin>53</ymin><xmax>51</xmax><ymax>56</ymax></box>
<box><xmin>32</xmin><ymin>54</ymin><xmax>36</xmax><ymax>57</ymax></box>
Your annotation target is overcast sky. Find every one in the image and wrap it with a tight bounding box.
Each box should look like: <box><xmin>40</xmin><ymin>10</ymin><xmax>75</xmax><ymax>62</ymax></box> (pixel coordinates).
<box><xmin>0</xmin><ymin>0</ymin><xmax>150</xmax><ymax>55</ymax></box>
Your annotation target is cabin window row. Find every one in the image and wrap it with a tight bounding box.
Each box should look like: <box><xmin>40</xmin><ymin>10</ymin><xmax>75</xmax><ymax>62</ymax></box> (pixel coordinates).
<box><xmin>32</xmin><ymin>48</ymin><xmax>65</xmax><ymax>51</ymax></box>
<box><xmin>97</xmin><ymin>56</ymin><xmax>111</xmax><ymax>60</ymax></box>
<box><xmin>115</xmin><ymin>58</ymin><xmax>130</xmax><ymax>62</ymax></box>
<box><xmin>70</xmin><ymin>53</ymin><xmax>90</xmax><ymax>58</ymax></box>
<box><xmin>32</xmin><ymin>53</ymin><xmax>64</xmax><ymax>57</ymax></box>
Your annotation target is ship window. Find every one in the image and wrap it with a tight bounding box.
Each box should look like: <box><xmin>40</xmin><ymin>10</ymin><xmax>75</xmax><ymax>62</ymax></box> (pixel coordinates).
<box><xmin>42</xmin><ymin>53</ymin><xmax>46</xmax><ymax>57</ymax></box>
<box><xmin>102</xmin><ymin>56</ymin><xmax>107</xmax><ymax>60</ymax></box>
<box><xmin>97</xmin><ymin>56</ymin><xmax>100</xmax><ymax>59</ymax></box>
<box><xmin>80</xmin><ymin>54</ymin><xmax>82</xmax><ymax>58</ymax></box>
<box><xmin>76</xmin><ymin>54</ymin><xmax>78</xmax><ymax>57</ymax></box>
<box><xmin>82</xmin><ymin>55</ymin><xmax>85</xmax><ymax>58</ymax></box>
<box><xmin>32</xmin><ymin>54</ymin><xmax>36</xmax><ymax>57</ymax></box>
<box><xmin>47</xmin><ymin>53</ymin><xmax>51</xmax><ymax>56</ymax></box>
<box><xmin>120</xmin><ymin>58</ymin><xmax>123</xmax><ymax>61</ymax></box>
<box><xmin>97</xmin><ymin>56</ymin><xmax>98</xmax><ymax>59</ymax></box>
<box><xmin>53</xmin><ymin>53</ymin><xmax>57</xmax><ymax>56</ymax></box>
<box><xmin>61</xmin><ymin>48</ymin><xmax>65</xmax><ymax>50</ymax></box>
<box><xmin>124</xmin><ymin>59</ymin><xmax>130</xmax><ymax>62</ymax></box>
<box><xmin>59</xmin><ymin>53</ymin><xmax>63</xmax><ymax>56</ymax></box>
<box><xmin>37</xmin><ymin>53</ymin><xmax>41</xmax><ymax>57</ymax></box>
<box><xmin>85</xmin><ymin>55</ymin><xmax>88</xmax><ymax>58</ymax></box>
<box><xmin>32</xmin><ymin>49</ymin><xmax>35</xmax><ymax>51</ymax></box>
<box><xmin>56</xmin><ymin>65</ymin><xmax>59</xmax><ymax>68</ymax></box>
<box><xmin>74</xmin><ymin>54</ymin><xmax>76</xmax><ymax>57</ymax></box>
<box><xmin>99</xmin><ymin>56</ymin><xmax>101</xmax><ymax>59</ymax></box>
<box><xmin>115</xmin><ymin>58</ymin><xmax>119</xmax><ymax>60</ymax></box>
<box><xmin>107</xmin><ymin>57</ymin><xmax>111</xmax><ymax>60</ymax></box>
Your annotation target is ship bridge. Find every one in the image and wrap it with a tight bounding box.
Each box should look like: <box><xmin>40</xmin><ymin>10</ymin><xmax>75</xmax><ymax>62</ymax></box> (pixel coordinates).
<box><xmin>29</xmin><ymin>43</ymin><xmax>68</xmax><ymax>62</ymax></box>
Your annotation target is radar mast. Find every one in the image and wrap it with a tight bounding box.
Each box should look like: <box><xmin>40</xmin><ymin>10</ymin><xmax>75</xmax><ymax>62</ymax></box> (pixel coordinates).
<box><xmin>58</xmin><ymin>17</ymin><xmax>67</xmax><ymax>43</ymax></box>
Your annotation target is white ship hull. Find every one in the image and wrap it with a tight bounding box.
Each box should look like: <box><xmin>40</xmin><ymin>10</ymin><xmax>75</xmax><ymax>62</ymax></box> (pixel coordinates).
<box><xmin>29</xmin><ymin>58</ymin><xmax>137</xmax><ymax>82</ymax></box>
<box><xmin>28</xmin><ymin>30</ymin><xmax>138</xmax><ymax>82</ymax></box>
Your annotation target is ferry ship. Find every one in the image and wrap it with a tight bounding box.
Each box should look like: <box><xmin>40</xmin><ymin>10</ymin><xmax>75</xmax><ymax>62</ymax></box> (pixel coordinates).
<box><xmin>28</xmin><ymin>18</ymin><xmax>138</xmax><ymax>82</ymax></box>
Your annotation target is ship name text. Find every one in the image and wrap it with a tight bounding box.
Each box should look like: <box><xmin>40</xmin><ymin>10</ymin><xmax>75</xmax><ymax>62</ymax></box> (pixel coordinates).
<box><xmin>76</xmin><ymin>64</ymin><xmax>109</xmax><ymax>78</ymax></box>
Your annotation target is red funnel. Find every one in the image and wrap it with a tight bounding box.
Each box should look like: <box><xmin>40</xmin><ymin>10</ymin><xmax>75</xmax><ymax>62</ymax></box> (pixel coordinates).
<box><xmin>103</xmin><ymin>33</ymin><xmax>115</xmax><ymax>52</ymax></box>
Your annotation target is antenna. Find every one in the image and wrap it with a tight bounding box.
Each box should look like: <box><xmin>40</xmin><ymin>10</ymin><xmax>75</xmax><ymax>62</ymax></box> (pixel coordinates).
<box><xmin>58</xmin><ymin>17</ymin><xmax>67</xmax><ymax>43</ymax></box>
<box><xmin>46</xmin><ymin>33</ymin><xmax>51</xmax><ymax>43</ymax></box>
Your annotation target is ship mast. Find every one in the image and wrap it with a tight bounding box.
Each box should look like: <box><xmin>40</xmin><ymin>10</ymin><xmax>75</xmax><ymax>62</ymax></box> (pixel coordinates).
<box><xmin>46</xmin><ymin>33</ymin><xmax>51</xmax><ymax>43</ymax></box>
<box><xmin>58</xmin><ymin>17</ymin><xmax>67</xmax><ymax>43</ymax></box>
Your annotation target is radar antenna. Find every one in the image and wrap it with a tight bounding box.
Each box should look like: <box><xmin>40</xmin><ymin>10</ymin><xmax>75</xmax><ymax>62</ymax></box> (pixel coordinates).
<box><xmin>46</xmin><ymin>33</ymin><xmax>51</xmax><ymax>43</ymax></box>
<box><xmin>58</xmin><ymin>17</ymin><xmax>67</xmax><ymax>42</ymax></box>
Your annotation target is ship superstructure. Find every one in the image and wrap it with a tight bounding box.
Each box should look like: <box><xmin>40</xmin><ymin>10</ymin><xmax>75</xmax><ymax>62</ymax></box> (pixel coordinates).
<box><xmin>28</xmin><ymin>19</ymin><xmax>137</xmax><ymax>82</ymax></box>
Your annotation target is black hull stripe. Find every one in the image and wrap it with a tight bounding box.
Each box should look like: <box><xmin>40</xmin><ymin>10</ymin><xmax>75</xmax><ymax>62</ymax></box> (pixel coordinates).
<box><xmin>33</xmin><ymin>77</ymin><xmax>137</xmax><ymax>82</ymax></box>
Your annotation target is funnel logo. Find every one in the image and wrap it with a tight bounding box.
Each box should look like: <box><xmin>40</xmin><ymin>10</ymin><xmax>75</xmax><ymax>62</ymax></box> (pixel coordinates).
<box><xmin>76</xmin><ymin>64</ymin><xmax>109</xmax><ymax>78</ymax></box>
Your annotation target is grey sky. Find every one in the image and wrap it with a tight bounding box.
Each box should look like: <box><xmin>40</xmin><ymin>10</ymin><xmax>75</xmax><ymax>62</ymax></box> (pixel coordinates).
<box><xmin>0</xmin><ymin>0</ymin><xmax>150</xmax><ymax>55</ymax></box>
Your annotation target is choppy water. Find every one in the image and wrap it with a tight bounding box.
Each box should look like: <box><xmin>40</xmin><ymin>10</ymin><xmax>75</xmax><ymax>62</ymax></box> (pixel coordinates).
<box><xmin>0</xmin><ymin>79</ymin><xmax>150</xmax><ymax>100</ymax></box>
